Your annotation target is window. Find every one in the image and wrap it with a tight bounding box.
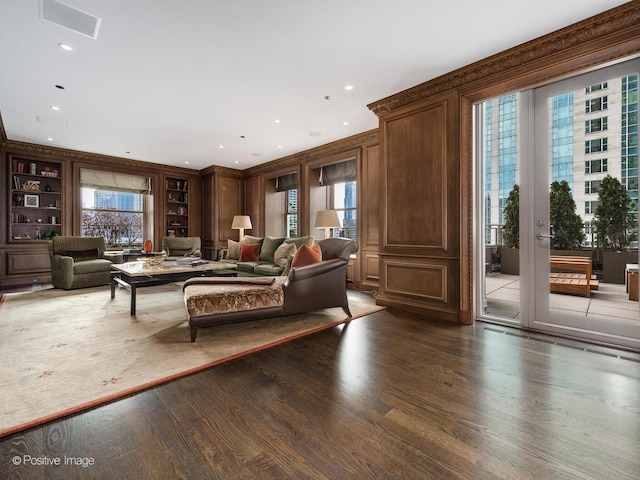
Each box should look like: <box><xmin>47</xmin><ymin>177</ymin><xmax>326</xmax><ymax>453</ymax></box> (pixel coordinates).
<box><xmin>286</xmin><ymin>189</ymin><xmax>298</xmax><ymax>237</ymax></box>
<box><xmin>585</xmin><ymin>96</ymin><xmax>608</xmax><ymax>113</ymax></box>
<box><xmin>585</xmin><ymin>138</ymin><xmax>608</xmax><ymax>154</ymax></box>
<box><xmin>585</xmin><ymin>82</ymin><xmax>608</xmax><ymax>93</ymax></box>
<box><xmin>80</xmin><ymin>169</ymin><xmax>151</xmax><ymax>248</ymax></box>
<box><xmin>331</xmin><ymin>181</ymin><xmax>356</xmax><ymax>240</ymax></box>
<box><xmin>585</xmin><ymin>117</ymin><xmax>608</xmax><ymax>133</ymax></box>
<box><xmin>585</xmin><ymin>158</ymin><xmax>608</xmax><ymax>174</ymax></box>
<box><xmin>82</xmin><ymin>189</ymin><xmax>144</xmax><ymax>247</ymax></box>
<box><xmin>585</xmin><ymin>180</ymin><xmax>601</xmax><ymax>194</ymax></box>
<box><xmin>585</xmin><ymin>201</ymin><xmax>599</xmax><ymax>214</ymax></box>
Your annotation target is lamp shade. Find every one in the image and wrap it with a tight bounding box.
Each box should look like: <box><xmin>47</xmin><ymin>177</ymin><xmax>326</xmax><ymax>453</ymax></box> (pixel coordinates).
<box><xmin>231</xmin><ymin>215</ymin><xmax>252</xmax><ymax>230</ymax></box>
<box><xmin>314</xmin><ymin>210</ymin><xmax>341</xmax><ymax>229</ymax></box>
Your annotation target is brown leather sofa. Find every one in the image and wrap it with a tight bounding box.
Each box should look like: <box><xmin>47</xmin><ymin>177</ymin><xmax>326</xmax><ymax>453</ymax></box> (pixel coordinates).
<box><xmin>183</xmin><ymin>237</ymin><xmax>358</xmax><ymax>342</ymax></box>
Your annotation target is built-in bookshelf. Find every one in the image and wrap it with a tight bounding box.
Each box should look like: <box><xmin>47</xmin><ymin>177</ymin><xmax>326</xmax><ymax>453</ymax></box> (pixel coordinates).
<box><xmin>10</xmin><ymin>157</ymin><xmax>63</xmax><ymax>242</ymax></box>
<box><xmin>165</xmin><ymin>176</ymin><xmax>189</xmax><ymax>237</ymax></box>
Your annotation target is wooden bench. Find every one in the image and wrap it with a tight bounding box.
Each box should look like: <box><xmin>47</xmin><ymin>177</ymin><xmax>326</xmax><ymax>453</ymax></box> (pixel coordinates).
<box><xmin>549</xmin><ymin>255</ymin><xmax>598</xmax><ymax>298</ymax></box>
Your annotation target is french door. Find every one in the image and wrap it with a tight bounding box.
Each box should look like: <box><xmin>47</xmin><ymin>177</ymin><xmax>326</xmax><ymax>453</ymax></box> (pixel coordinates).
<box><xmin>478</xmin><ymin>58</ymin><xmax>640</xmax><ymax>350</ymax></box>
<box><xmin>529</xmin><ymin>59</ymin><xmax>640</xmax><ymax>349</ymax></box>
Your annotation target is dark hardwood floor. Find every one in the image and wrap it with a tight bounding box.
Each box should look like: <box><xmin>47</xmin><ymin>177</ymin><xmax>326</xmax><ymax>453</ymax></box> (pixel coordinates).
<box><xmin>1</xmin><ymin>287</ymin><xmax>639</xmax><ymax>479</ymax></box>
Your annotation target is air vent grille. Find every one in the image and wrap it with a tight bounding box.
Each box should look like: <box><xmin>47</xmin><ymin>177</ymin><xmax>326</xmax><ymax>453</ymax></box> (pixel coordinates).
<box><xmin>39</xmin><ymin>0</ymin><xmax>101</xmax><ymax>39</ymax></box>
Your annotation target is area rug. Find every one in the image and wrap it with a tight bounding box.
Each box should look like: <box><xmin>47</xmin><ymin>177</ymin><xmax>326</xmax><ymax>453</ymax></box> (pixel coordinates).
<box><xmin>0</xmin><ymin>283</ymin><xmax>384</xmax><ymax>437</ymax></box>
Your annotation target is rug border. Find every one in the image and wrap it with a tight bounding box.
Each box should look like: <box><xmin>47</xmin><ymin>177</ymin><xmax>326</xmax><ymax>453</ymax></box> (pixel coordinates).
<box><xmin>0</xmin><ymin>304</ymin><xmax>384</xmax><ymax>438</ymax></box>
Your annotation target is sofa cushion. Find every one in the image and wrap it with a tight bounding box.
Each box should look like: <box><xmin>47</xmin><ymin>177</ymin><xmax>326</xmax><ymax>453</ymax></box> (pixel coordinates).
<box><xmin>60</xmin><ymin>248</ymin><xmax>100</xmax><ymax>261</ymax></box>
<box><xmin>284</xmin><ymin>235</ymin><xmax>315</xmax><ymax>249</ymax></box>
<box><xmin>240</xmin><ymin>243</ymin><xmax>261</xmax><ymax>262</ymax></box>
<box><xmin>259</xmin><ymin>236</ymin><xmax>285</xmax><ymax>263</ymax></box>
<box><xmin>72</xmin><ymin>259</ymin><xmax>113</xmax><ymax>274</ymax></box>
<box><xmin>235</xmin><ymin>261</ymin><xmax>260</xmax><ymax>273</ymax></box>
<box><xmin>227</xmin><ymin>239</ymin><xmax>242</xmax><ymax>260</ymax></box>
<box><xmin>273</xmin><ymin>242</ymin><xmax>297</xmax><ymax>267</ymax></box>
<box><xmin>292</xmin><ymin>244</ymin><xmax>322</xmax><ymax>268</ymax></box>
<box><xmin>253</xmin><ymin>263</ymin><xmax>285</xmax><ymax>276</ymax></box>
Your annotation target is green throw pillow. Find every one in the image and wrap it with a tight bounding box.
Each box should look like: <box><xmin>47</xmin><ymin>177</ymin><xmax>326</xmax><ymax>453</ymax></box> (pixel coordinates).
<box><xmin>259</xmin><ymin>236</ymin><xmax>285</xmax><ymax>262</ymax></box>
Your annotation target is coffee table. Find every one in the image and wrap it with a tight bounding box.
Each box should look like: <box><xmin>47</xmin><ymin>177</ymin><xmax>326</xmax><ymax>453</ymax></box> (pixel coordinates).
<box><xmin>111</xmin><ymin>260</ymin><xmax>237</xmax><ymax>315</ymax></box>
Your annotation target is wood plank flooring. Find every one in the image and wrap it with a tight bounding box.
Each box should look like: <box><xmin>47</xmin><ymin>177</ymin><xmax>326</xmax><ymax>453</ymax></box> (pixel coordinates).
<box><xmin>1</xmin><ymin>289</ymin><xmax>639</xmax><ymax>479</ymax></box>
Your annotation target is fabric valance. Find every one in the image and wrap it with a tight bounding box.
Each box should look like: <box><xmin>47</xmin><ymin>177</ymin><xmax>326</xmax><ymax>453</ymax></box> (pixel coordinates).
<box><xmin>275</xmin><ymin>173</ymin><xmax>298</xmax><ymax>192</ymax></box>
<box><xmin>80</xmin><ymin>169</ymin><xmax>151</xmax><ymax>194</ymax></box>
<box><xmin>319</xmin><ymin>158</ymin><xmax>356</xmax><ymax>186</ymax></box>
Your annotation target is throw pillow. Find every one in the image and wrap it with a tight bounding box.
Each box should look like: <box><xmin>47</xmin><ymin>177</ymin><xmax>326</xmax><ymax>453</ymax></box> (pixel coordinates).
<box><xmin>240</xmin><ymin>242</ymin><xmax>261</xmax><ymax>262</ymax></box>
<box><xmin>227</xmin><ymin>239</ymin><xmax>241</xmax><ymax>260</ymax></box>
<box><xmin>259</xmin><ymin>236</ymin><xmax>285</xmax><ymax>263</ymax></box>
<box><xmin>273</xmin><ymin>242</ymin><xmax>297</xmax><ymax>267</ymax></box>
<box><xmin>291</xmin><ymin>244</ymin><xmax>322</xmax><ymax>268</ymax></box>
<box><xmin>284</xmin><ymin>235</ymin><xmax>315</xmax><ymax>249</ymax></box>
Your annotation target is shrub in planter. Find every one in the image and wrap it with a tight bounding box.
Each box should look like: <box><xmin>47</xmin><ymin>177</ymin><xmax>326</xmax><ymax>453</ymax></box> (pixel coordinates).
<box><xmin>549</xmin><ymin>180</ymin><xmax>585</xmax><ymax>250</ymax></box>
<box><xmin>593</xmin><ymin>175</ymin><xmax>637</xmax><ymax>251</ymax></box>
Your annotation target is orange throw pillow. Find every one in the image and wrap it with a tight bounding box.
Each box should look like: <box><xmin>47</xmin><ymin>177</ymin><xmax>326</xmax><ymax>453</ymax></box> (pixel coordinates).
<box><xmin>239</xmin><ymin>242</ymin><xmax>261</xmax><ymax>262</ymax></box>
<box><xmin>291</xmin><ymin>244</ymin><xmax>322</xmax><ymax>268</ymax></box>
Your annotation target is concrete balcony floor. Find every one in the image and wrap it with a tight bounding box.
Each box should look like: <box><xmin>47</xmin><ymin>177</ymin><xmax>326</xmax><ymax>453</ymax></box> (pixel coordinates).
<box><xmin>484</xmin><ymin>273</ymin><xmax>638</xmax><ymax>324</ymax></box>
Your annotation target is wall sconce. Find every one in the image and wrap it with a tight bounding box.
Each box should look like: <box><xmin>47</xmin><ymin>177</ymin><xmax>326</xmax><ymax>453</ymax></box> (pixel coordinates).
<box><xmin>231</xmin><ymin>215</ymin><xmax>252</xmax><ymax>241</ymax></box>
<box><xmin>314</xmin><ymin>210</ymin><xmax>341</xmax><ymax>238</ymax></box>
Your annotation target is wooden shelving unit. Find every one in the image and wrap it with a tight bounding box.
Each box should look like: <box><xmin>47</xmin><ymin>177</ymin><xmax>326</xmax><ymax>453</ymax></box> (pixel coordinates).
<box><xmin>165</xmin><ymin>176</ymin><xmax>189</xmax><ymax>237</ymax></box>
<box><xmin>10</xmin><ymin>157</ymin><xmax>63</xmax><ymax>243</ymax></box>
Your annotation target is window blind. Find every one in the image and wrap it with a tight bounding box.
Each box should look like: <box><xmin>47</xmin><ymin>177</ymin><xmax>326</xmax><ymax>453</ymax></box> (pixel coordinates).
<box><xmin>275</xmin><ymin>173</ymin><xmax>298</xmax><ymax>192</ymax></box>
<box><xmin>319</xmin><ymin>158</ymin><xmax>356</xmax><ymax>185</ymax></box>
<box><xmin>80</xmin><ymin>168</ymin><xmax>151</xmax><ymax>194</ymax></box>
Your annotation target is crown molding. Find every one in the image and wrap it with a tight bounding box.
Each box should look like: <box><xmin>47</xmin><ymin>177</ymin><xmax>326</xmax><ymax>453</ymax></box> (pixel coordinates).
<box><xmin>243</xmin><ymin>129</ymin><xmax>379</xmax><ymax>177</ymax></box>
<box><xmin>199</xmin><ymin>164</ymin><xmax>243</xmax><ymax>178</ymax></box>
<box><xmin>0</xmin><ymin>111</ymin><xmax>7</xmax><ymax>147</ymax></box>
<box><xmin>4</xmin><ymin>138</ymin><xmax>199</xmax><ymax>176</ymax></box>
<box><xmin>368</xmin><ymin>3</ymin><xmax>640</xmax><ymax>116</ymax></box>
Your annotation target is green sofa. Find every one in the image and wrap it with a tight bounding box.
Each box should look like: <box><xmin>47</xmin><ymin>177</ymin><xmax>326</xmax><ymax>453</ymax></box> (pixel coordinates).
<box><xmin>220</xmin><ymin>235</ymin><xmax>315</xmax><ymax>276</ymax></box>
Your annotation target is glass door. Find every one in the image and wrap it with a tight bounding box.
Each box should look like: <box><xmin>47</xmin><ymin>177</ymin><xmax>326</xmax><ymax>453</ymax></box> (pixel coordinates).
<box><xmin>531</xmin><ymin>59</ymin><xmax>640</xmax><ymax>349</ymax></box>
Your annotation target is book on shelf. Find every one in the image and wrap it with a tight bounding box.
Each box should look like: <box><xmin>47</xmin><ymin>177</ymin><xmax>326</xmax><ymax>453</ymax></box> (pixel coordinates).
<box><xmin>17</xmin><ymin>162</ymin><xmax>24</xmax><ymax>173</ymax></box>
<box><xmin>13</xmin><ymin>175</ymin><xmax>21</xmax><ymax>190</ymax></box>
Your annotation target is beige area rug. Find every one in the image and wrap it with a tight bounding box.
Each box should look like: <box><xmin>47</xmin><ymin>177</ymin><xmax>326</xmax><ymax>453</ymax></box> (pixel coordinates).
<box><xmin>0</xmin><ymin>283</ymin><xmax>383</xmax><ymax>437</ymax></box>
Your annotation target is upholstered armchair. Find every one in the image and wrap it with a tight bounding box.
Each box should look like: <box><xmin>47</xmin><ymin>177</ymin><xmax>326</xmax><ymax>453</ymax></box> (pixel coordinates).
<box><xmin>49</xmin><ymin>236</ymin><xmax>123</xmax><ymax>290</ymax></box>
<box><xmin>161</xmin><ymin>236</ymin><xmax>202</xmax><ymax>260</ymax></box>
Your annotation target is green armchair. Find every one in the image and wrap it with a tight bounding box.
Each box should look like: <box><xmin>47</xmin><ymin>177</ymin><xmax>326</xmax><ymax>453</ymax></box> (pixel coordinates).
<box><xmin>48</xmin><ymin>236</ymin><xmax>123</xmax><ymax>290</ymax></box>
<box><xmin>161</xmin><ymin>236</ymin><xmax>202</xmax><ymax>260</ymax></box>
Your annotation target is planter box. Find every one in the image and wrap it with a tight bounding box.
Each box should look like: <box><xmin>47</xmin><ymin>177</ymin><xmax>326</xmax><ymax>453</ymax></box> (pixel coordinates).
<box><xmin>603</xmin><ymin>251</ymin><xmax>639</xmax><ymax>284</ymax></box>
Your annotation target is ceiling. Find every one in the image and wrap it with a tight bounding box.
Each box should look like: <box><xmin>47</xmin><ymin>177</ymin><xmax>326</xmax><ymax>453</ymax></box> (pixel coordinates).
<box><xmin>0</xmin><ymin>0</ymin><xmax>631</xmax><ymax>171</ymax></box>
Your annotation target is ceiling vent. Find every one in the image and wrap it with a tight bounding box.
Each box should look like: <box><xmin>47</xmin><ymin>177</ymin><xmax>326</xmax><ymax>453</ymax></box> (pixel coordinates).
<box><xmin>39</xmin><ymin>0</ymin><xmax>101</xmax><ymax>39</ymax></box>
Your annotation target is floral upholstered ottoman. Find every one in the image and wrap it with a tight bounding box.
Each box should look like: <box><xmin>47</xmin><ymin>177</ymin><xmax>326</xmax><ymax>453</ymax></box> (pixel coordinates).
<box><xmin>183</xmin><ymin>276</ymin><xmax>287</xmax><ymax>342</ymax></box>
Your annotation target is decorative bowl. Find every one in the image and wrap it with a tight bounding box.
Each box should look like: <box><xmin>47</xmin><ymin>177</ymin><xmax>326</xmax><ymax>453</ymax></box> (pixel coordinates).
<box><xmin>142</xmin><ymin>251</ymin><xmax>168</xmax><ymax>266</ymax></box>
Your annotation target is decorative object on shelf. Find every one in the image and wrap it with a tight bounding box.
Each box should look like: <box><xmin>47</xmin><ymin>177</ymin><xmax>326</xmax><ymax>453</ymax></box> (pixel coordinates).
<box><xmin>314</xmin><ymin>210</ymin><xmax>341</xmax><ymax>238</ymax></box>
<box><xmin>13</xmin><ymin>193</ymin><xmax>24</xmax><ymax>206</ymax></box>
<box><xmin>24</xmin><ymin>194</ymin><xmax>39</xmax><ymax>208</ymax></box>
<box><xmin>45</xmin><ymin>184</ymin><xmax>52</xmax><ymax>192</ymax></box>
<box><xmin>49</xmin><ymin>216</ymin><xmax>57</xmax><ymax>224</ymax></box>
<box><xmin>41</xmin><ymin>169</ymin><xmax>59</xmax><ymax>177</ymax></box>
<box><xmin>35</xmin><ymin>226</ymin><xmax>41</xmax><ymax>240</ymax></box>
<box><xmin>231</xmin><ymin>215</ymin><xmax>252</xmax><ymax>241</ymax></box>
<box><xmin>22</xmin><ymin>180</ymin><xmax>40</xmax><ymax>191</ymax></box>
<box><xmin>144</xmin><ymin>239</ymin><xmax>153</xmax><ymax>253</ymax></box>
<box><xmin>29</xmin><ymin>163</ymin><xmax>36</xmax><ymax>175</ymax></box>
<box><xmin>167</xmin><ymin>229</ymin><xmax>176</xmax><ymax>237</ymax></box>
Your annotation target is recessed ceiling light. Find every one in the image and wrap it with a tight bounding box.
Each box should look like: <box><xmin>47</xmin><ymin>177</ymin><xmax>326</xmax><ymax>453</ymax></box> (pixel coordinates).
<box><xmin>219</xmin><ymin>145</ymin><xmax>224</xmax><ymax>149</ymax></box>
<box><xmin>277</xmin><ymin>145</ymin><xmax>283</xmax><ymax>149</ymax></box>
<box><xmin>58</xmin><ymin>42</ymin><xmax>74</xmax><ymax>52</ymax></box>
<box><xmin>275</xmin><ymin>119</ymin><xmax>281</xmax><ymax>124</ymax></box>
<box><xmin>46</xmin><ymin>137</ymin><xmax>54</xmax><ymax>141</ymax></box>
<box><xmin>344</xmin><ymin>85</ymin><xmax>354</xmax><ymax>91</ymax></box>
<box><xmin>125</xmin><ymin>151</ymin><xmax>131</xmax><ymax>154</ymax></box>
<box><xmin>323</xmin><ymin>96</ymin><xmax>330</xmax><ymax>100</ymax></box>
<box><xmin>50</xmin><ymin>105</ymin><xmax>60</xmax><ymax>111</ymax></box>
<box><xmin>343</xmin><ymin>121</ymin><xmax>349</xmax><ymax>126</ymax></box>
<box><xmin>309</xmin><ymin>132</ymin><xmax>322</xmax><ymax>137</ymax></box>
<box><xmin>184</xmin><ymin>161</ymin><xmax>189</xmax><ymax>164</ymax></box>
<box><xmin>234</xmin><ymin>161</ymin><xmax>239</xmax><ymax>164</ymax></box>
<box><xmin>55</xmin><ymin>84</ymin><xmax>65</xmax><ymax>90</ymax></box>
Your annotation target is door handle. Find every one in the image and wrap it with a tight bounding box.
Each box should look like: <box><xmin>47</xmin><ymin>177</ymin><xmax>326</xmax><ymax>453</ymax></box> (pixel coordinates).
<box><xmin>536</xmin><ymin>233</ymin><xmax>554</xmax><ymax>240</ymax></box>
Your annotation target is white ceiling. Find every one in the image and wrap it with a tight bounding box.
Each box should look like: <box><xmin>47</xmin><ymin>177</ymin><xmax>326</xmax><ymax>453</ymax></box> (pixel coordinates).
<box><xmin>0</xmin><ymin>0</ymin><xmax>630</xmax><ymax>171</ymax></box>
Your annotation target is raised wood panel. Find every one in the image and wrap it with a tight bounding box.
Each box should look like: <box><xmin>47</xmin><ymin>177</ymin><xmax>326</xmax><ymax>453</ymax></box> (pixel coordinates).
<box><xmin>7</xmin><ymin>250</ymin><xmax>50</xmax><ymax>274</ymax></box>
<box><xmin>216</xmin><ymin>175</ymin><xmax>242</xmax><ymax>243</ymax></box>
<box><xmin>361</xmin><ymin>144</ymin><xmax>380</xmax><ymax>250</ymax></box>
<box><xmin>363</xmin><ymin>251</ymin><xmax>379</xmax><ymax>281</ymax></box>
<box><xmin>244</xmin><ymin>176</ymin><xmax>262</xmax><ymax>236</ymax></box>
<box><xmin>382</xmin><ymin>92</ymin><xmax>458</xmax><ymax>257</ymax></box>
<box><xmin>384</xmin><ymin>260</ymin><xmax>447</xmax><ymax>303</ymax></box>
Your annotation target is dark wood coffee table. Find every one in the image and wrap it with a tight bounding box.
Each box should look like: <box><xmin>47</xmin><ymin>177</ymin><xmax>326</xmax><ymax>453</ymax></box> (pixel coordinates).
<box><xmin>111</xmin><ymin>260</ymin><xmax>237</xmax><ymax>315</ymax></box>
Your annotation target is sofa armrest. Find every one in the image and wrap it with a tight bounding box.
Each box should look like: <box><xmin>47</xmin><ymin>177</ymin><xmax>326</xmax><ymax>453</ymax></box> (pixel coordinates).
<box><xmin>103</xmin><ymin>252</ymin><xmax>124</xmax><ymax>264</ymax></box>
<box><xmin>287</xmin><ymin>258</ymin><xmax>346</xmax><ymax>282</ymax></box>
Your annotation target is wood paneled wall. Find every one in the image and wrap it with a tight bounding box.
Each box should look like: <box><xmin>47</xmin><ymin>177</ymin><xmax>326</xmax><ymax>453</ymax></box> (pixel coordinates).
<box><xmin>369</xmin><ymin>2</ymin><xmax>640</xmax><ymax>323</ymax></box>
